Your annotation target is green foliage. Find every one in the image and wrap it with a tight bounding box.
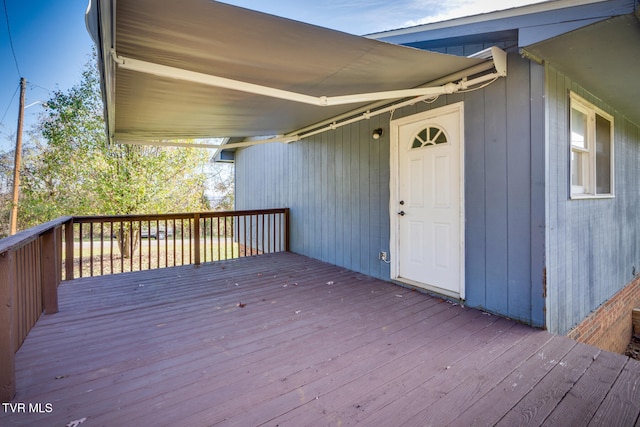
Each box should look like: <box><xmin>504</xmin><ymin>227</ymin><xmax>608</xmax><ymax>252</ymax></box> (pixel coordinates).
<box><xmin>18</xmin><ymin>54</ymin><xmax>211</xmax><ymax>230</ymax></box>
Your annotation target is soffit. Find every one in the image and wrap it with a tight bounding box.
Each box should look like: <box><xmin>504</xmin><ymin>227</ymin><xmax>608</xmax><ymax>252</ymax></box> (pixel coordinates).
<box><xmin>523</xmin><ymin>13</ymin><xmax>640</xmax><ymax>125</ymax></box>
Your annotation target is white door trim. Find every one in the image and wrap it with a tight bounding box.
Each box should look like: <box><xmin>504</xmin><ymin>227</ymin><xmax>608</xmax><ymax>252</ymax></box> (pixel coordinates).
<box><xmin>389</xmin><ymin>102</ymin><xmax>466</xmax><ymax>299</ymax></box>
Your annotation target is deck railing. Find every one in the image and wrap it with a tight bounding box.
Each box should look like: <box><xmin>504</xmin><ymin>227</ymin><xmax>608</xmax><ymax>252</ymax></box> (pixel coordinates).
<box><xmin>0</xmin><ymin>208</ymin><xmax>289</xmax><ymax>400</ymax></box>
<box><xmin>0</xmin><ymin>216</ymin><xmax>70</xmax><ymax>402</ymax></box>
<box><xmin>68</xmin><ymin>209</ymin><xmax>289</xmax><ymax>278</ymax></box>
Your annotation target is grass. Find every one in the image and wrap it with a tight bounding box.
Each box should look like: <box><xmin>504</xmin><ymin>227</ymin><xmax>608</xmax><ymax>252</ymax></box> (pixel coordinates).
<box><xmin>66</xmin><ymin>237</ymin><xmax>243</xmax><ymax>278</ymax></box>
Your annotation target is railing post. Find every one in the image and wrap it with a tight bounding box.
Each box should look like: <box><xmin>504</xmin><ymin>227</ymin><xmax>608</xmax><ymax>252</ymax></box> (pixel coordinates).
<box><xmin>284</xmin><ymin>208</ymin><xmax>290</xmax><ymax>252</ymax></box>
<box><xmin>56</xmin><ymin>225</ymin><xmax>63</xmax><ymax>284</ymax></box>
<box><xmin>41</xmin><ymin>228</ymin><xmax>59</xmax><ymax>315</ymax></box>
<box><xmin>0</xmin><ymin>250</ymin><xmax>16</xmax><ymax>401</ymax></box>
<box><xmin>65</xmin><ymin>218</ymin><xmax>74</xmax><ymax>280</ymax></box>
<box><xmin>194</xmin><ymin>213</ymin><xmax>201</xmax><ymax>266</ymax></box>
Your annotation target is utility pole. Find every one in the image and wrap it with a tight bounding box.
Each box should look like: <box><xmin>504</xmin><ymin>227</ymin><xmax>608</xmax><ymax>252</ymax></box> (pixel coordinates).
<box><xmin>9</xmin><ymin>78</ymin><xmax>26</xmax><ymax>236</ymax></box>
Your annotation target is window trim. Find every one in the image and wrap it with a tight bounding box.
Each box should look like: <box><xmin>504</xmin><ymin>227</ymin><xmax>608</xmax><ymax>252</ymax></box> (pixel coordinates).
<box><xmin>569</xmin><ymin>92</ymin><xmax>614</xmax><ymax>200</ymax></box>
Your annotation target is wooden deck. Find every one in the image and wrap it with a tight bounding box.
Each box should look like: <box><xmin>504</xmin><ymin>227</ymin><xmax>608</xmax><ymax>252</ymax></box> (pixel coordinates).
<box><xmin>1</xmin><ymin>252</ymin><xmax>639</xmax><ymax>426</ymax></box>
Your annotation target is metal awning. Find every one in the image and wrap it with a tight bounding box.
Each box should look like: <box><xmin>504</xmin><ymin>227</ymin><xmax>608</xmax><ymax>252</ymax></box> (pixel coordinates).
<box><xmin>86</xmin><ymin>0</ymin><xmax>505</xmax><ymax>148</ymax></box>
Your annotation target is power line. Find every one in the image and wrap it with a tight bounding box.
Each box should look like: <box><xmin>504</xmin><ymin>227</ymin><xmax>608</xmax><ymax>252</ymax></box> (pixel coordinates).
<box><xmin>28</xmin><ymin>82</ymin><xmax>52</xmax><ymax>93</ymax></box>
<box><xmin>2</xmin><ymin>0</ymin><xmax>22</xmax><ymax>76</ymax></box>
<box><xmin>0</xmin><ymin>82</ymin><xmax>20</xmax><ymax>130</ymax></box>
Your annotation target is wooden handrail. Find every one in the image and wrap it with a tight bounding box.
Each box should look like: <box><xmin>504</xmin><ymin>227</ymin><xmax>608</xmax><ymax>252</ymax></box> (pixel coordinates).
<box><xmin>0</xmin><ymin>216</ymin><xmax>71</xmax><ymax>254</ymax></box>
<box><xmin>70</xmin><ymin>208</ymin><xmax>288</xmax><ymax>223</ymax></box>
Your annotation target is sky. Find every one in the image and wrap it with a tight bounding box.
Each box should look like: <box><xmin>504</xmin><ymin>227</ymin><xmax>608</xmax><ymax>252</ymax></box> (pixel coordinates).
<box><xmin>0</xmin><ymin>0</ymin><xmax>548</xmax><ymax>152</ymax></box>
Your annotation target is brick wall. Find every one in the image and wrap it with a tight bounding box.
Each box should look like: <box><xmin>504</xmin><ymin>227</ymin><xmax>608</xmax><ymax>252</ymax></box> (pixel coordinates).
<box><xmin>567</xmin><ymin>275</ymin><xmax>640</xmax><ymax>353</ymax></box>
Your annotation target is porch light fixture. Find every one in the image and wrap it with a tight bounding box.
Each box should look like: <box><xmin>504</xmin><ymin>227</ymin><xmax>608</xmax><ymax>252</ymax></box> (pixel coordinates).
<box><xmin>372</xmin><ymin>128</ymin><xmax>384</xmax><ymax>139</ymax></box>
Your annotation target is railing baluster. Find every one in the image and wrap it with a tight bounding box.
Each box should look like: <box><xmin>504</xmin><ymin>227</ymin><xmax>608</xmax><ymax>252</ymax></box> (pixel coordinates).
<box><xmin>261</xmin><ymin>214</ymin><xmax>265</xmax><ymax>255</ymax></box>
<box><xmin>89</xmin><ymin>222</ymin><xmax>94</xmax><ymax>277</ymax></box>
<box><xmin>211</xmin><ymin>217</ymin><xmax>215</xmax><ymax>262</ymax></box>
<box><xmin>164</xmin><ymin>219</ymin><xmax>173</xmax><ymax>268</ymax></box>
<box><xmin>203</xmin><ymin>216</ymin><xmax>207</xmax><ymax>263</ymax></box>
<box><xmin>99</xmin><ymin>222</ymin><xmax>104</xmax><ymax>276</ymax></box>
<box><xmin>275</xmin><ymin>212</ymin><xmax>279</xmax><ymax>252</ymax></box>
<box><xmin>203</xmin><ymin>218</ymin><xmax>213</xmax><ymax>262</ymax></box>
<box><xmin>65</xmin><ymin>219</ymin><xmax>74</xmax><ymax>280</ymax></box>
<box><xmin>109</xmin><ymin>222</ymin><xmax>114</xmax><ymax>275</ymax></box>
<box><xmin>172</xmin><ymin>219</ymin><xmax>177</xmax><ymax>267</ymax></box>
<box><xmin>41</xmin><ymin>228</ymin><xmax>58</xmax><ymax>315</ymax></box>
<box><xmin>18</xmin><ymin>247</ymin><xmax>26</xmax><ymax>341</ymax></box>
<box><xmin>225</xmin><ymin>216</ymin><xmax>229</xmax><ymax>260</ymax></box>
<box><xmin>118</xmin><ymin>221</ymin><xmax>123</xmax><ymax>274</ymax></box>
<box><xmin>269</xmin><ymin>214</ymin><xmax>276</xmax><ymax>253</ymax></box>
<box><xmin>216</xmin><ymin>217</ymin><xmax>221</xmax><ymax>261</ymax></box>
<box><xmin>147</xmin><ymin>219</ymin><xmax>152</xmax><ymax>270</ymax></box>
<box><xmin>182</xmin><ymin>219</ymin><xmax>185</xmax><ymax>265</ymax></box>
<box><xmin>56</xmin><ymin>225</ymin><xmax>63</xmax><ymax>284</ymax></box>
<box><xmin>129</xmin><ymin>221</ymin><xmax>133</xmax><ymax>272</ymax></box>
<box><xmin>283</xmin><ymin>211</ymin><xmax>286</xmax><ymax>251</ymax></box>
<box><xmin>136</xmin><ymin>220</ymin><xmax>140</xmax><ymax>272</ymax></box>
<box><xmin>78</xmin><ymin>222</ymin><xmax>83</xmax><ymax>278</ymax></box>
<box><xmin>156</xmin><ymin>219</ymin><xmax>160</xmax><ymax>269</ymax></box>
<box><xmin>22</xmin><ymin>247</ymin><xmax>27</xmax><ymax>332</ymax></box>
<box><xmin>194</xmin><ymin>213</ymin><xmax>201</xmax><ymax>266</ymax></box>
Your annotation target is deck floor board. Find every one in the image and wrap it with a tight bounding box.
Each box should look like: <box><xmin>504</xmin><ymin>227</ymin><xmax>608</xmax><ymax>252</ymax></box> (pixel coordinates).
<box><xmin>1</xmin><ymin>252</ymin><xmax>638</xmax><ymax>426</ymax></box>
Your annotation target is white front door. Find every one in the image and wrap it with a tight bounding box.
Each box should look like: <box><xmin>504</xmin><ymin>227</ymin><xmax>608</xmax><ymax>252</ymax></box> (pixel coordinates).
<box><xmin>390</xmin><ymin>103</ymin><xmax>464</xmax><ymax>299</ymax></box>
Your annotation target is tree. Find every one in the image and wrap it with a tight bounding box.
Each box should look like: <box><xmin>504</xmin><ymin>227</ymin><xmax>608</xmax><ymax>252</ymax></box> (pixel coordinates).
<box><xmin>0</xmin><ymin>149</ymin><xmax>14</xmax><ymax>237</ymax></box>
<box><xmin>208</xmin><ymin>162</ymin><xmax>235</xmax><ymax>211</ymax></box>
<box><xmin>17</xmin><ymin>54</ymin><xmax>211</xmax><ymax>257</ymax></box>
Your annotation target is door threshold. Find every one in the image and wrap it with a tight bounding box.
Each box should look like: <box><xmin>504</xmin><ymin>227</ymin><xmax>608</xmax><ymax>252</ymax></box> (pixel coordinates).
<box><xmin>393</xmin><ymin>277</ymin><xmax>462</xmax><ymax>300</ymax></box>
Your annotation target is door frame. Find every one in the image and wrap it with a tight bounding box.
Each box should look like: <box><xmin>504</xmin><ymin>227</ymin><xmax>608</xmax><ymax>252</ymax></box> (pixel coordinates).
<box><xmin>389</xmin><ymin>102</ymin><xmax>466</xmax><ymax>299</ymax></box>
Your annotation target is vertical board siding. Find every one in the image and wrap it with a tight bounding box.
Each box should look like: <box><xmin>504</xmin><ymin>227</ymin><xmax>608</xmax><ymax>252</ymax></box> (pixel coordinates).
<box><xmin>235</xmin><ymin>119</ymin><xmax>393</xmax><ymax>281</ymax></box>
<box><xmin>235</xmin><ymin>51</ymin><xmax>545</xmax><ymax>326</ymax></box>
<box><xmin>545</xmin><ymin>65</ymin><xmax>640</xmax><ymax>334</ymax></box>
<box><xmin>483</xmin><ymin>66</ymin><xmax>509</xmax><ymax>316</ymax></box>
<box><xmin>530</xmin><ymin>61</ymin><xmax>547</xmax><ymax>327</ymax></box>
<box><xmin>463</xmin><ymin>89</ymin><xmax>487</xmax><ymax>307</ymax></box>
<box><xmin>506</xmin><ymin>55</ymin><xmax>534</xmax><ymax>322</ymax></box>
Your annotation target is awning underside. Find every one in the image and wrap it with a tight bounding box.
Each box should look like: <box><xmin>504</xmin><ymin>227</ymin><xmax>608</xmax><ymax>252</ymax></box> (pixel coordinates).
<box><xmin>88</xmin><ymin>0</ymin><xmax>495</xmax><ymax>144</ymax></box>
<box><xmin>522</xmin><ymin>13</ymin><xmax>640</xmax><ymax>126</ymax></box>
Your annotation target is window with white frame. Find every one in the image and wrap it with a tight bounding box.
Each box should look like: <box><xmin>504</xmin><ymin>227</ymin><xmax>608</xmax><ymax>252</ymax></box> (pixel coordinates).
<box><xmin>570</xmin><ymin>92</ymin><xmax>614</xmax><ymax>198</ymax></box>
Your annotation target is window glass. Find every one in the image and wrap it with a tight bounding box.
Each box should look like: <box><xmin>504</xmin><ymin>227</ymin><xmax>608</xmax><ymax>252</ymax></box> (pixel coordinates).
<box><xmin>571</xmin><ymin>151</ymin><xmax>586</xmax><ymax>193</ymax></box>
<box><xmin>571</xmin><ymin>108</ymin><xmax>587</xmax><ymax>149</ymax></box>
<box><xmin>595</xmin><ymin>114</ymin><xmax>611</xmax><ymax>194</ymax></box>
<box><xmin>412</xmin><ymin>125</ymin><xmax>448</xmax><ymax>149</ymax></box>
<box><xmin>569</xmin><ymin>93</ymin><xmax>614</xmax><ymax>198</ymax></box>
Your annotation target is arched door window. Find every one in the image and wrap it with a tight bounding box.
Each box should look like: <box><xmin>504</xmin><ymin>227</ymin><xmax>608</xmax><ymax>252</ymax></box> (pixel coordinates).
<box><xmin>411</xmin><ymin>125</ymin><xmax>448</xmax><ymax>149</ymax></box>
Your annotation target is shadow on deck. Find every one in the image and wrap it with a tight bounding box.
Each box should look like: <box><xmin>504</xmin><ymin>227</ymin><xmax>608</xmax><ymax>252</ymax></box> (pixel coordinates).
<box><xmin>1</xmin><ymin>252</ymin><xmax>639</xmax><ymax>426</ymax></box>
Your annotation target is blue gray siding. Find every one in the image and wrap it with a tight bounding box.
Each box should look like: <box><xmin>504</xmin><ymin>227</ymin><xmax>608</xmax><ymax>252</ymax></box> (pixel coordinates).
<box><xmin>236</xmin><ymin>115</ymin><xmax>391</xmax><ymax>281</ymax></box>
<box><xmin>235</xmin><ymin>52</ymin><xmax>546</xmax><ymax>327</ymax></box>
<box><xmin>545</xmin><ymin>65</ymin><xmax>640</xmax><ymax>334</ymax></box>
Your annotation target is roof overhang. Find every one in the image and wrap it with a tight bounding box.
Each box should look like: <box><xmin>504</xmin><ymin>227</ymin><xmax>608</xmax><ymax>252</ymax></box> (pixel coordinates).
<box><xmin>86</xmin><ymin>0</ymin><xmax>506</xmax><ymax>149</ymax></box>
<box><xmin>521</xmin><ymin>12</ymin><xmax>640</xmax><ymax>125</ymax></box>
<box><xmin>368</xmin><ymin>0</ymin><xmax>640</xmax><ymax>126</ymax></box>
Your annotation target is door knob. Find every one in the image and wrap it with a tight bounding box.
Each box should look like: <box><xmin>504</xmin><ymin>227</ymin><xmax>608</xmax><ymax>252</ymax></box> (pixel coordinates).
<box><xmin>399</xmin><ymin>200</ymin><xmax>405</xmax><ymax>205</ymax></box>
<box><xmin>398</xmin><ymin>211</ymin><xmax>405</xmax><ymax>216</ymax></box>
